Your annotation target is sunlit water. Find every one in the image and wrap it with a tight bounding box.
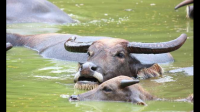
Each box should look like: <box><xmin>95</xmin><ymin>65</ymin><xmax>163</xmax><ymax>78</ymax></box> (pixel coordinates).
<box><xmin>6</xmin><ymin>0</ymin><xmax>193</xmax><ymax>111</ymax></box>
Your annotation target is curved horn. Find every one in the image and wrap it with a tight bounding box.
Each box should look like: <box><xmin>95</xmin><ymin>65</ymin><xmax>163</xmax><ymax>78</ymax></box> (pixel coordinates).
<box><xmin>175</xmin><ymin>0</ymin><xmax>193</xmax><ymax>10</ymax></box>
<box><xmin>6</xmin><ymin>42</ymin><xmax>13</xmax><ymax>51</ymax></box>
<box><xmin>120</xmin><ymin>79</ymin><xmax>140</xmax><ymax>88</ymax></box>
<box><xmin>64</xmin><ymin>37</ymin><xmax>92</xmax><ymax>53</ymax></box>
<box><xmin>127</xmin><ymin>34</ymin><xmax>187</xmax><ymax>54</ymax></box>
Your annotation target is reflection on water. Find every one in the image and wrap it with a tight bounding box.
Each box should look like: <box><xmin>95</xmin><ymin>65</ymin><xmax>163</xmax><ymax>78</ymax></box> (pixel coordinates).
<box><xmin>6</xmin><ymin>0</ymin><xmax>193</xmax><ymax>111</ymax></box>
<box><xmin>169</xmin><ymin>66</ymin><xmax>193</xmax><ymax>76</ymax></box>
<box><xmin>69</xmin><ymin>101</ymin><xmax>145</xmax><ymax>112</ymax></box>
<box><xmin>68</xmin><ymin>100</ymin><xmax>193</xmax><ymax>112</ymax></box>
<box><xmin>6</xmin><ymin>23</ymin><xmax>61</xmax><ymax>35</ymax></box>
<box><xmin>151</xmin><ymin>75</ymin><xmax>176</xmax><ymax>83</ymax></box>
<box><xmin>186</xmin><ymin>20</ymin><xmax>192</xmax><ymax>33</ymax></box>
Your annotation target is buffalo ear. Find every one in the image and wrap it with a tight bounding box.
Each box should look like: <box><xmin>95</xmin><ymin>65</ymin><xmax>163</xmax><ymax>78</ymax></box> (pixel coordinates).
<box><xmin>137</xmin><ymin>63</ymin><xmax>163</xmax><ymax>79</ymax></box>
<box><xmin>120</xmin><ymin>79</ymin><xmax>139</xmax><ymax>88</ymax></box>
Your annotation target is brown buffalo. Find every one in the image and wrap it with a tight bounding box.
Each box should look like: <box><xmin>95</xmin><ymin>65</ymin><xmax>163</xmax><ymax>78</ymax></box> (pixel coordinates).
<box><xmin>69</xmin><ymin>76</ymin><xmax>154</xmax><ymax>105</ymax></box>
<box><xmin>69</xmin><ymin>76</ymin><xmax>193</xmax><ymax>105</ymax></box>
<box><xmin>6</xmin><ymin>33</ymin><xmax>187</xmax><ymax>91</ymax></box>
<box><xmin>65</xmin><ymin>34</ymin><xmax>187</xmax><ymax>90</ymax></box>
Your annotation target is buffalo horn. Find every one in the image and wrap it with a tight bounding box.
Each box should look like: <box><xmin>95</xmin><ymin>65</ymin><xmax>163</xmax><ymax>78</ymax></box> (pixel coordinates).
<box><xmin>127</xmin><ymin>34</ymin><xmax>187</xmax><ymax>54</ymax></box>
<box><xmin>175</xmin><ymin>0</ymin><xmax>193</xmax><ymax>10</ymax></box>
<box><xmin>120</xmin><ymin>79</ymin><xmax>140</xmax><ymax>88</ymax></box>
<box><xmin>64</xmin><ymin>37</ymin><xmax>92</xmax><ymax>53</ymax></box>
<box><xmin>6</xmin><ymin>42</ymin><xmax>13</xmax><ymax>51</ymax></box>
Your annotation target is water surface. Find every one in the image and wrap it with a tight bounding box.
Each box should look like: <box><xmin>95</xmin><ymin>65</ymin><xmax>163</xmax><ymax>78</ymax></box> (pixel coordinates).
<box><xmin>6</xmin><ymin>0</ymin><xmax>193</xmax><ymax>111</ymax></box>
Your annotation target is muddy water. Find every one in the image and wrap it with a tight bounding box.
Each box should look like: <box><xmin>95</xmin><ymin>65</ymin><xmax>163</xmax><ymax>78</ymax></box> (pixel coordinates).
<box><xmin>6</xmin><ymin>0</ymin><xmax>193</xmax><ymax>111</ymax></box>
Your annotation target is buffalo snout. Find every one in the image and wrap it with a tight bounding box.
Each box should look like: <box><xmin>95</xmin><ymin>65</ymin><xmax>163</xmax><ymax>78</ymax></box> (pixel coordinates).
<box><xmin>74</xmin><ymin>62</ymin><xmax>104</xmax><ymax>90</ymax></box>
<box><xmin>80</xmin><ymin>62</ymin><xmax>98</xmax><ymax>76</ymax></box>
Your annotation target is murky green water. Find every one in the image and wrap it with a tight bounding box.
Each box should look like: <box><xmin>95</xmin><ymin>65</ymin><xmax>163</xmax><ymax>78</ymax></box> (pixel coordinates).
<box><xmin>6</xmin><ymin>0</ymin><xmax>193</xmax><ymax>111</ymax></box>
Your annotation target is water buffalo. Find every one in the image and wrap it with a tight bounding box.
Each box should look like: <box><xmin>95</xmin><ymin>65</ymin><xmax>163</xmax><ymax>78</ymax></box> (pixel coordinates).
<box><xmin>6</xmin><ymin>33</ymin><xmax>187</xmax><ymax>90</ymax></box>
<box><xmin>6</xmin><ymin>0</ymin><xmax>76</xmax><ymax>24</ymax></box>
<box><xmin>64</xmin><ymin>34</ymin><xmax>187</xmax><ymax>90</ymax></box>
<box><xmin>175</xmin><ymin>0</ymin><xmax>193</xmax><ymax>19</ymax></box>
<box><xmin>69</xmin><ymin>76</ymin><xmax>193</xmax><ymax>105</ymax></box>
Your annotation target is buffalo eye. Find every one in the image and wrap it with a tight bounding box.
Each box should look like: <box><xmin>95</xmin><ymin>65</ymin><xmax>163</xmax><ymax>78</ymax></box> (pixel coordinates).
<box><xmin>115</xmin><ymin>52</ymin><xmax>124</xmax><ymax>58</ymax></box>
<box><xmin>87</xmin><ymin>51</ymin><xmax>91</xmax><ymax>56</ymax></box>
<box><xmin>102</xmin><ymin>86</ymin><xmax>112</xmax><ymax>92</ymax></box>
<box><xmin>87</xmin><ymin>51</ymin><xmax>93</xmax><ymax>57</ymax></box>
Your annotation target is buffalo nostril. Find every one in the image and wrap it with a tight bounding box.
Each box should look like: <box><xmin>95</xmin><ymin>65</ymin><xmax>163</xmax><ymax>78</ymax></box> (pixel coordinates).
<box><xmin>81</xmin><ymin>62</ymin><xmax>98</xmax><ymax>72</ymax></box>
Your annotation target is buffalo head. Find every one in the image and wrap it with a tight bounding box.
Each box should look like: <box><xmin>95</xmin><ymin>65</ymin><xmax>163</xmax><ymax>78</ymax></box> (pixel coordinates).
<box><xmin>65</xmin><ymin>34</ymin><xmax>187</xmax><ymax>90</ymax></box>
<box><xmin>69</xmin><ymin>76</ymin><xmax>155</xmax><ymax>105</ymax></box>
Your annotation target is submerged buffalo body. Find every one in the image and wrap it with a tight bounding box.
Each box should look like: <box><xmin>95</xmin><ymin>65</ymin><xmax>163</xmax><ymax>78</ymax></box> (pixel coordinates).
<box><xmin>64</xmin><ymin>34</ymin><xmax>187</xmax><ymax>90</ymax></box>
<box><xmin>6</xmin><ymin>33</ymin><xmax>178</xmax><ymax>63</ymax></box>
<box><xmin>69</xmin><ymin>76</ymin><xmax>193</xmax><ymax>105</ymax></box>
<box><xmin>6</xmin><ymin>33</ymin><xmax>106</xmax><ymax>63</ymax></box>
<box><xmin>6</xmin><ymin>0</ymin><xmax>76</xmax><ymax>24</ymax></box>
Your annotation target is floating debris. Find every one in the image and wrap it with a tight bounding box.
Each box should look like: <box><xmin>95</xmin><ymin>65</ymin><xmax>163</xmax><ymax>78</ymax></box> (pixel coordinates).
<box><xmin>60</xmin><ymin>94</ymin><xmax>70</xmax><ymax>98</ymax></box>
<box><xmin>151</xmin><ymin>76</ymin><xmax>175</xmax><ymax>83</ymax></box>
<box><xmin>34</xmin><ymin>76</ymin><xmax>60</xmax><ymax>79</ymax></box>
<box><xmin>38</xmin><ymin>67</ymin><xmax>63</xmax><ymax>70</ymax></box>
<box><xmin>150</xmin><ymin>3</ymin><xmax>156</xmax><ymax>6</ymax></box>
<box><xmin>125</xmin><ymin>9</ymin><xmax>133</xmax><ymax>12</ymax></box>
<box><xmin>169</xmin><ymin>67</ymin><xmax>193</xmax><ymax>76</ymax></box>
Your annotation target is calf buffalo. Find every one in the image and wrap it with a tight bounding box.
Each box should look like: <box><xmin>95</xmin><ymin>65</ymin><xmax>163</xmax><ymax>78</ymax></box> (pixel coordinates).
<box><xmin>64</xmin><ymin>34</ymin><xmax>187</xmax><ymax>90</ymax></box>
<box><xmin>69</xmin><ymin>76</ymin><xmax>193</xmax><ymax>105</ymax></box>
<box><xmin>69</xmin><ymin>76</ymin><xmax>154</xmax><ymax>105</ymax></box>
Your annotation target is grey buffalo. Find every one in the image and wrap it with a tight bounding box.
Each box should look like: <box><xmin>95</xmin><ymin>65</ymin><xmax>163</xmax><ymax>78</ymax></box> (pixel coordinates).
<box><xmin>6</xmin><ymin>0</ymin><xmax>76</xmax><ymax>24</ymax></box>
<box><xmin>6</xmin><ymin>33</ymin><xmax>107</xmax><ymax>62</ymax></box>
